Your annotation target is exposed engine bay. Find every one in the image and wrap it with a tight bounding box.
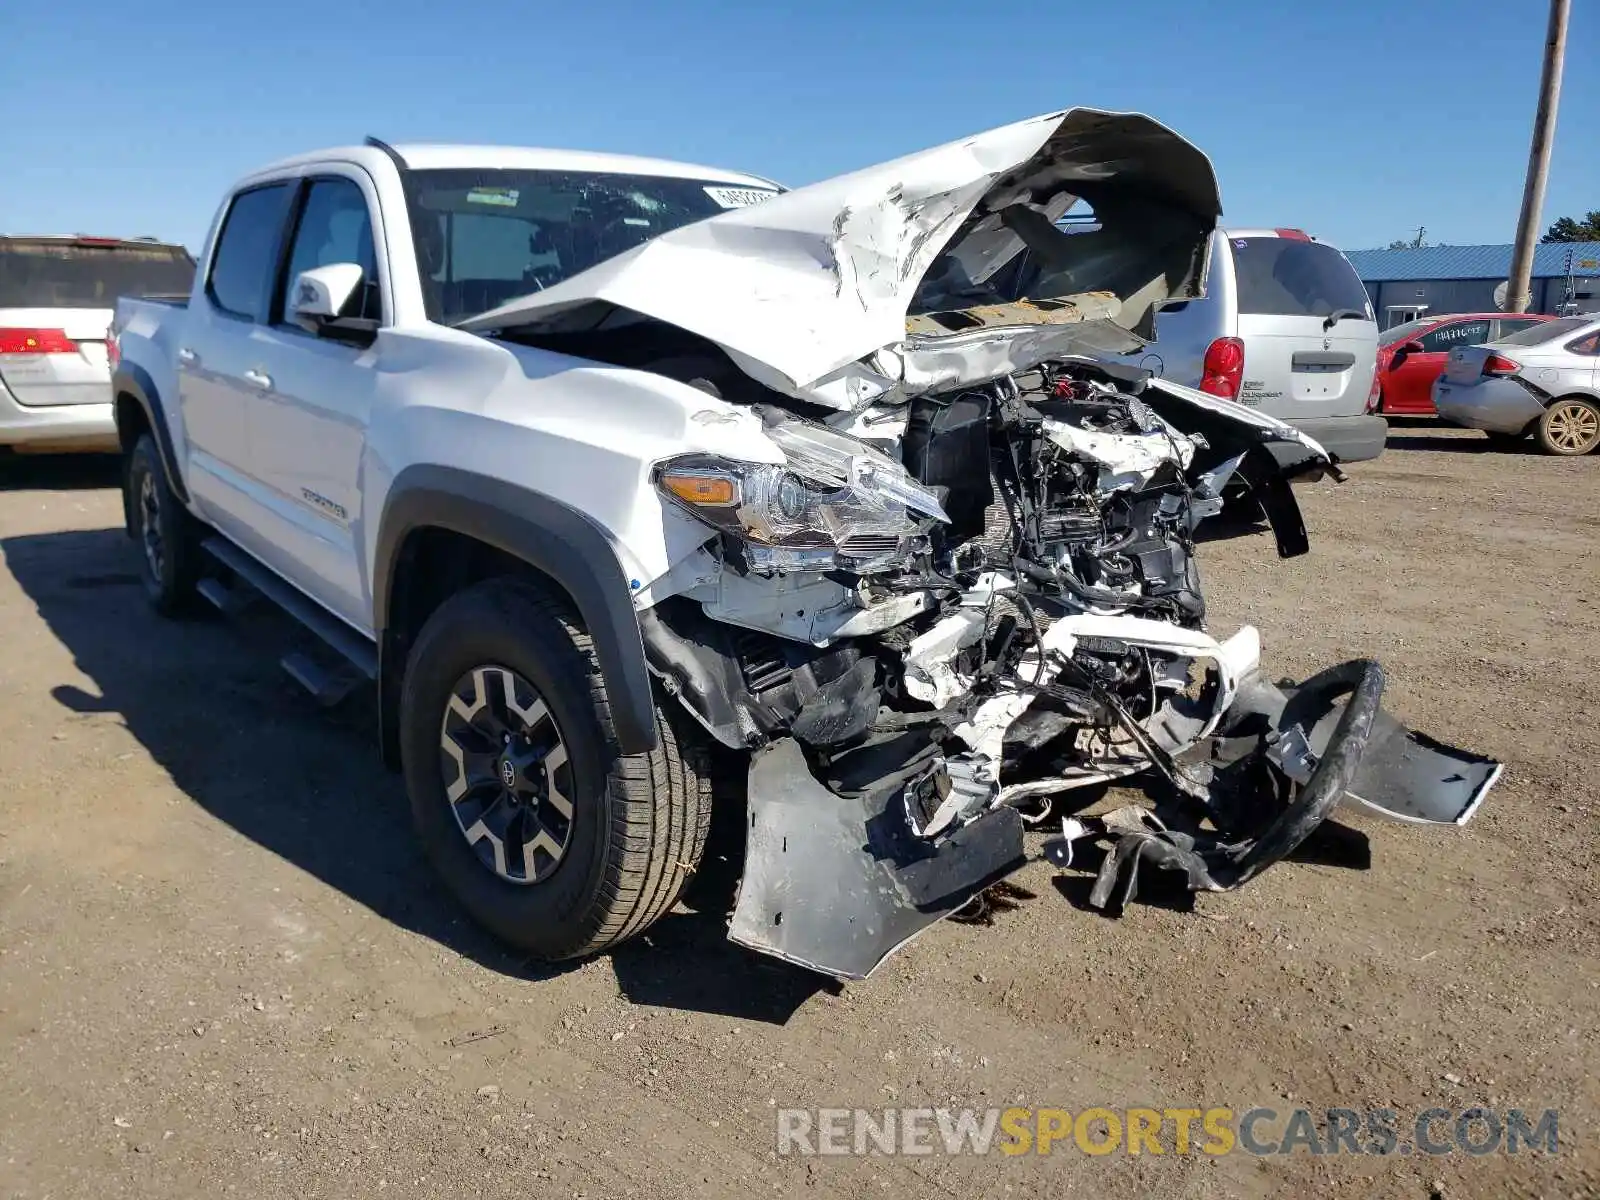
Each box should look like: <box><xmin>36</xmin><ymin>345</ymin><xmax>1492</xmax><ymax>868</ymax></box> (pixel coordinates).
<box><xmin>638</xmin><ymin>357</ymin><xmax>1501</xmax><ymax>979</ymax></box>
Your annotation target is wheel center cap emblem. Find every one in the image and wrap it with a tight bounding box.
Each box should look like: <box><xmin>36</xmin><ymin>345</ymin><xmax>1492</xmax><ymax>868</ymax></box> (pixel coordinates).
<box><xmin>499</xmin><ymin>759</ymin><xmax>518</xmax><ymax>789</ymax></box>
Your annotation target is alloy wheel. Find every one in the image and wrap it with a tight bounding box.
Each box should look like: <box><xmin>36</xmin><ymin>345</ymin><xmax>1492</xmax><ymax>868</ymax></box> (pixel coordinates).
<box><xmin>138</xmin><ymin>470</ymin><xmax>165</xmax><ymax>581</ymax></box>
<box><xmin>1545</xmin><ymin>401</ymin><xmax>1600</xmax><ymax>454</ymax></box>
<box><xmin>438</xmin><ymin>665</ymin><xmax>575</xmax><ymax>884</ymax></box>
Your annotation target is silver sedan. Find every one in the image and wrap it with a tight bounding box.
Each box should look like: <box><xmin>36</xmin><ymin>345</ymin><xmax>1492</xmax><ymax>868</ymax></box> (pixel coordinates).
<box><xmin>1434</xmin><ymin>315</ymin><xmax>1600</xmax><ymax>455</ymax></box>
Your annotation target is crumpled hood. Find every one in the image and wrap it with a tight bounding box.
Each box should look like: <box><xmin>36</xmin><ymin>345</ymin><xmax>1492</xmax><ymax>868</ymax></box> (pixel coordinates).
<box><xmin>464</xmin><ymin>107</ymin><xmax>1221</xmax><ymax>406</ymax></box>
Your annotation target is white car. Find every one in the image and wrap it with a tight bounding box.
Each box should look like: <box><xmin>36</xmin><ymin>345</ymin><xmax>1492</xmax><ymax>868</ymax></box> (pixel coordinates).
<box><xmin>0</xmin><ymin>235</ymin><xmax>193</xmax><ymax>453</ymax></box>
<box><xmin>111</xmin><ymin>112</ymin><xmax>1499</xmax><ymax>979</ymax></box>
<box><xmin>1434</xmin><ymin>315</ymin><xmax>1600</xmax><ymax>454</ymax></box>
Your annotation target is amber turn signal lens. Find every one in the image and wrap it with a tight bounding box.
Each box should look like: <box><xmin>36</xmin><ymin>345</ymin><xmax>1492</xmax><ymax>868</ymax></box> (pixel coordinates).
<box><xmin>660</xmin><ymin>472</ymin><xmax>738</xmax><ymax>506</ymax></box>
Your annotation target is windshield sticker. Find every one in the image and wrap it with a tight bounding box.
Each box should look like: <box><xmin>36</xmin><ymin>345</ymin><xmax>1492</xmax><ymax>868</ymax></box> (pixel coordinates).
<box><xmin>704</xmin><ymin>186</ymin><xmax>778</xmax><ymax>210</ymax></box>
<box><xmin>466</xmin><ymin>188</ymin><xmax>520</xmax><ymax>208</ymax></box>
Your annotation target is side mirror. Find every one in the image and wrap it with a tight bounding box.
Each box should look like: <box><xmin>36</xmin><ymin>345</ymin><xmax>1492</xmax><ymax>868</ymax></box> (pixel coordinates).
<box><xmin>289</xmin><ymin>263</ymin><xmax>378</xmax><ymax>345</ymax></box>
<box><xmin>291</xmin><ymin>263</ymin><xmax>363</xmax><ymax>324</ymax></box>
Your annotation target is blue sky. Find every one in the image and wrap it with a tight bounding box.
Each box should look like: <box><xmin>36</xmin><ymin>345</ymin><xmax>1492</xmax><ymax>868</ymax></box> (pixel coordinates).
<box><xmin>2</xmin><ymin>0</ymin><xmax>1595</xmax><ymax>254</ymax></box>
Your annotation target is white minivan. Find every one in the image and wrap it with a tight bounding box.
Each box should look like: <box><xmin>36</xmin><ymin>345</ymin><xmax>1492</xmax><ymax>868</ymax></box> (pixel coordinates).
<box><xmin>1125</xmin><ymin>227</ymin><xmax>1385</xmax><ymax>463</ymax></box>
<box><xmin>0</xmin><ymin>235</ymin><xmax>195</xmax><ymax>453</ymax></box>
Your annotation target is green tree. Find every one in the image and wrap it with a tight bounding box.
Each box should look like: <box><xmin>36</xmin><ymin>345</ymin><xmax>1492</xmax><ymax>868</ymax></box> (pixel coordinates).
<box><xmin>1542</xmin><ymin>212</ymin><xmax>1600</xmax><ymax>243</ymax></box>
<box><xmin>1386</xmin><ymin>227</ymin><xmax>1429</xmax><ymax>250</ymax></box>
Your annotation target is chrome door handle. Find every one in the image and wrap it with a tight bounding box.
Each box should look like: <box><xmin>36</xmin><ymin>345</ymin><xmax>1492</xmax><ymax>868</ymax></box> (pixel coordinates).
<box><xmin>243</xmin><ymin>369</ymin><xmax>273</xmax><ymax>390</ymax></box>
<box><xmin>177</xmin><ymin>347</ymin><xmax>197</xmax><ymax>365</ymax></box>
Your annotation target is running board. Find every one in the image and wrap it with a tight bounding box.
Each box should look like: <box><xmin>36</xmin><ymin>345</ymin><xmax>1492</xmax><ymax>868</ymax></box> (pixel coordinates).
<box><xmin>281</xmin><ymin>651</ymin><xmax>369</xmax><ymax>707</ymax></box>
<box><xmin>195</xmin><ymin>576</ymin><xmax>252</xmax><ymax>616</ymax></box>
<box><xmin>200</xmin><ymin>537</ymin><xmax>378</xmax><ymax>682</ymax></box>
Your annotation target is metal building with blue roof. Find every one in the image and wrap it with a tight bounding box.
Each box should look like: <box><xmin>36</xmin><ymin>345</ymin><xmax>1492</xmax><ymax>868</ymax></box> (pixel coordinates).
<box><xmin>1344</xmin><ymin>241</ymin><xmax>1600</xmax><ymax>328</ymax></box>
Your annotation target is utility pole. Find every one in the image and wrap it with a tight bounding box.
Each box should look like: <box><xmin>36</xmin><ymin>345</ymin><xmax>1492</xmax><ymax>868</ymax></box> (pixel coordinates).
<box><xmin>1506</xmin><ymin>0</ymin><xmax>1570</xmax><ymax>313</ymax></box>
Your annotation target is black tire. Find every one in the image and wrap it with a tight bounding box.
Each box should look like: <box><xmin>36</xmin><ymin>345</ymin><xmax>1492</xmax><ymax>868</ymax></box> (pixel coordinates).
<box><xmin>1536</xmin><ymin>397</ymin><xmax>1600</xmax><ymax>456</ymax></box>
<box><xmin>399</xmin><ymin>578</ymin><xmax>712</xmax><ymax>960</ymax></box>
<box><xmin>126</xmin><ymin>433</ymin><xmax>201</xmax><ymax>615</ymax></box>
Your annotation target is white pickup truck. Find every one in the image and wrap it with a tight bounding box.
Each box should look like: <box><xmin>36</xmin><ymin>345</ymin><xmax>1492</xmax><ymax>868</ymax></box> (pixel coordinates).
<box><xmin>112</xmin><ymin>111</ymin><xmax>1499</xmax><ymax>980</ymax></box>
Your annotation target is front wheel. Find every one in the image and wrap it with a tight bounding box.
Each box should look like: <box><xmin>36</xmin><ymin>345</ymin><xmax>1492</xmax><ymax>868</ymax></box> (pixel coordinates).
<box><xmin>1537</xmin><ymin>398</ymin><xmax>1600</xmax><ymax>456</ymax></box>
<box><xmin>399</xmin><ymin>578</ymin><xmax>712</xmax><ymax>961</ymax></box>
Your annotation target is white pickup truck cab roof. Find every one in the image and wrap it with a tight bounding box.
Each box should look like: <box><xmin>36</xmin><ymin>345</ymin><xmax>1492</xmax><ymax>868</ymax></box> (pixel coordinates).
<box><xmin>251</xmin><ymin>142</ymin><xmax>780</xmax><ymax>186</ymax></box>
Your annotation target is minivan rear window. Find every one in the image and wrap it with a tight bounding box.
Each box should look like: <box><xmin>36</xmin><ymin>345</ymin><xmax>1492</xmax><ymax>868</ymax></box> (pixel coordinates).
<box><xmin>0</xmin><ymin>239</ymin><xmax>195</xmax><ymax>308</ymax></box>
<box><xmin>1231</xmin><ymin>237</ymin><xmax>1371</xmax><ymax>319</ymax></box>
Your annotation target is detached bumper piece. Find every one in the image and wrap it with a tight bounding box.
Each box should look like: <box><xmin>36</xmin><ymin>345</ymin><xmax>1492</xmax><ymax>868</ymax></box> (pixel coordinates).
<box><xmin>1075</xmin><ymin>659</ymin><xmax>1502</xmax><ymax>911</ymax></box>
<box><xmin>729</xmin><ymin>739</ymin><xmax>1026</xmax><ymax>980</ymax></box>
<box><xmin>728</xmin><ymin>660</ymin><xmax>1501</xmax><ymax>977</ymax></box>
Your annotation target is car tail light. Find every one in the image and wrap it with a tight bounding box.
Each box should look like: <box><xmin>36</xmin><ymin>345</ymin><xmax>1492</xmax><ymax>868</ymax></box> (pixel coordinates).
<box><xmin>1199</xmin><ymin>336</ymin><xmax>1245</xmax><ymax>398</ymax></box>
<box><xmin>1366</xmin><ymin>371</ymin><xmax>1382</xmax><ymax>413</ymax></box>
<box><xmin>106</xmin><ymin>327</ymin><xmax>121</xmax><ymax>368</ymax></box>
<box><xmin>1274</xmin><ymin>227</ymin><xmax>1312</xmax><ymax>241</ymax></box>
<box><xmin>1483</xmin><ymin>353</ymin><xmax>1521</xmax><ymax>376</ymax></box>
<box><xmin>0</xmin><ymin>328</ymin><xmax>77</xmax><ymax>355</ymax></box>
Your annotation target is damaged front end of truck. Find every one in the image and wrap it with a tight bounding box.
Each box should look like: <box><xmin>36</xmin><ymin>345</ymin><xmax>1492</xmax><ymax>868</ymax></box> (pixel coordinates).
<box><xmin>472</xmin><ymin>107</ymin><xmax>1501</xmax><ymax>979</ymax></box>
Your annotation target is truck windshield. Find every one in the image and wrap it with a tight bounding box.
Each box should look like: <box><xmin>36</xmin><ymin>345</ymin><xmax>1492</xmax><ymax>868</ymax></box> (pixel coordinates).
<box><xmin>404</xmin><ymin>169</ymin><xmax>777</xmax><ymax>325</ymax></box>
<box><xmin>0</xmin><ymin>239</ymin><xmax>195</xmax><ymax>308</ymax></box>
<box><xmin>1231</xmin><ymin>237</ymin><xmax>1371</xmax><ymax>320</ymax></box>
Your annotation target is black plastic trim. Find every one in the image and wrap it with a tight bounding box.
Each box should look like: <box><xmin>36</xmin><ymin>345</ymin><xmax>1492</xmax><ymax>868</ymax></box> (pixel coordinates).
<box><xmin>373</xmin><ymin>465</ymin><xmax>657</xmax><ymax>755</ymax></box>
<box><xmin>111</xmin><ymin>362</ymin><xmax>188</xmax><ymax>504</ymax></box>
<box><xmin>1290</xmin><ymin>350</ymin><xmax>1356</xmax><ymax>369</ymax></box>
<box><xmin>363</xmin><ymin>136</ymin><xmax>409</xmax><ymax>170</ymax></box>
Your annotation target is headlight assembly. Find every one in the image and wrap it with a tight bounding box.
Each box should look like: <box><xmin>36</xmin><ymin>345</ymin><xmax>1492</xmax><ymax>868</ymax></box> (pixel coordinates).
<box><xmin>655</xmin><ymin>414</ymin><xmax>948</xmax><ymax>573</ymax></box>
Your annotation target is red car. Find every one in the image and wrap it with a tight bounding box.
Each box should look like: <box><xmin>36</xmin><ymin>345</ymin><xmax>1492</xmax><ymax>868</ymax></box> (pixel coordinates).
<box><xmin>1375</xmin><ymin>312</ymin><xmax>1554</xmax><ymax>415</ymax></box>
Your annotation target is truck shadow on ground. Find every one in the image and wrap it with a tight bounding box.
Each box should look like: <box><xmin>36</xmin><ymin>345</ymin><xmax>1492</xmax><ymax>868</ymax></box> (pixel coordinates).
<box><xmin>0</xmin><ymin>452</ymin><xmax>122</xmax><ymax>492</ymax></box>
<box><xmin>2</xmin><ymin>525</ymin><xmax>832</xmax><ymax>1024</ymax></box>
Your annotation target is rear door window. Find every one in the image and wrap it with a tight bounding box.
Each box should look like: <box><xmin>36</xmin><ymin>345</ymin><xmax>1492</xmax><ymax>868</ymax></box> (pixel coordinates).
<box><xmin>1230</xmin><ymin>237</ymin><xmax>1371</xmax><ymax>318</ymax></box>
<box><xmin>207</xmin><ymin>184</ymin><xmax>292</xmax><ymax>321</ymax></box>
<box><xmin>1419</xmin><ymin>319</ymin><xmax>1491</xmax><ymax>353</ymax></box>
<box><xmin>0</xmin><ymin>239</ymin><xmax>194</xmax><ymax>308</ymax></box>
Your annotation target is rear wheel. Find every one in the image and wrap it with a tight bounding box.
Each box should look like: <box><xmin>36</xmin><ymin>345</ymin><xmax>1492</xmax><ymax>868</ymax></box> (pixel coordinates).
<box><xmin>126</xmin><ymin>433</ymin><xmax>201</xmax><ymax>615</ymax></box>
<box><xmin>1537</xmin><ymin>398</ymin><xmax>1600</xmax><ymax>456</ymax></box>
<box><xmin>399</xmin><ymin>578</ymin><xmax>712</xmax><ymax>961</ymax></box>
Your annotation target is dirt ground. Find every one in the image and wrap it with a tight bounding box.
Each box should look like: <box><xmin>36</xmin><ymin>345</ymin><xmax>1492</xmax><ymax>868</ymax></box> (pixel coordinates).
<box><xmin>0</xmin><ymin>423</ymin><xmax>1596</xmax><ymax>1200</ymax></box>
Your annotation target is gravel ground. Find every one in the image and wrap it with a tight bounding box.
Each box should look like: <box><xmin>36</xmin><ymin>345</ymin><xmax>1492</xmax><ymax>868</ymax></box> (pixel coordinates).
<box><xmin>0</xmin><ymin>424</ymin><xmax>1596</xmax><ymax>1199</ymax></box>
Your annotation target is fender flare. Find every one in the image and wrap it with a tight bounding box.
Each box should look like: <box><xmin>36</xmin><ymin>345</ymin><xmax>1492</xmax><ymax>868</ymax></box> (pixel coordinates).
<box><xmin>372</xmin><ymin>465</ymin><xmax>658</xmax><ymax>755</ymax></box>
<box><xmin>111</xmin><ymin>364</ymin><xmax>189</xmax><ymax>504</ymax></box>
